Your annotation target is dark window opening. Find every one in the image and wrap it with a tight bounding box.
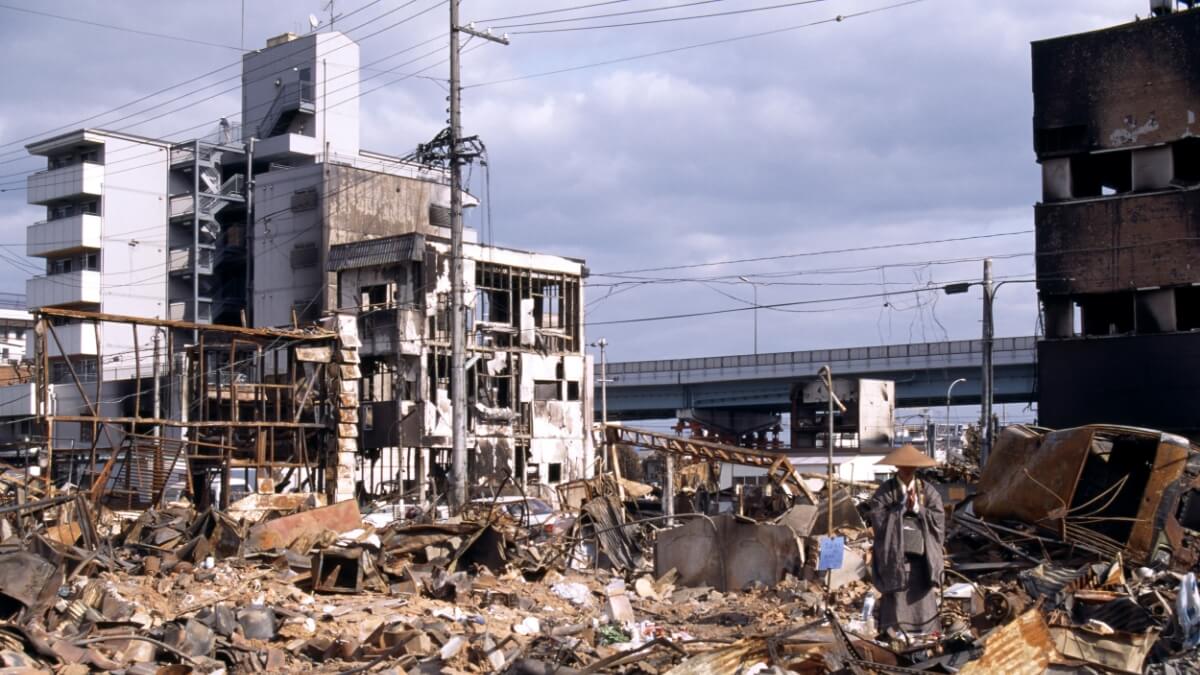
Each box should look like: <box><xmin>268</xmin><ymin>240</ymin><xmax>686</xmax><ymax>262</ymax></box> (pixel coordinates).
<box><xmin>1035</xmin><ymin>124</ymin><xmax>1087</xmax><ymax>156</ymax></box>
<box><xmin>1177</xmin><ymin>287</ymin><xmax>1200</xmax><ymax>332</ymax></box>
<box><xmin>548</xmin><ymin>463</ymin><xmax>562</xmax><ymax>484</ymax></box>
<box><xmin>1079</xmin><ymin>293</ymin><xmax>1134</xmax><ymax>336</ymax></box>
<box><xmin>360</xmin><ymin>284</ymin><xmax>389</xmax><ymax>308</ymax></box>
<box><xmin>1174</xmin><ymin>138</ymin><xmax>1200</xmax><ymax>185</ymax></box>
<box><xmin>1072</xmin><ymin>150</ymin><xmax>1131</xmax><ymax>198</ymax></box>
<box><xmin>566</xmin><ymin>381</ymin><xmax>580</xmax><ymax>401</ymax></box>
<box><xmin>533</xmin><ymin>380</ymin><xmax>559</xmax><ymax>401</ymax></box>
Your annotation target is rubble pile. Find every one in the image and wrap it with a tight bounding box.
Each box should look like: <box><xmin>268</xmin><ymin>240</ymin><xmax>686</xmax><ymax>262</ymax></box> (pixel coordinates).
<box><xmin>0</xmin><ymin>423</ymin><xmax>1196</xmax><ymax>672</ymax></box>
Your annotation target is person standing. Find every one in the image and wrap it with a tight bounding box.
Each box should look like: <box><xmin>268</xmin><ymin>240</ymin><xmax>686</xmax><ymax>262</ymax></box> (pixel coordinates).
<box><xmin>860</xmin><ymin>444</ymin><xmax>944</xmax><ymax>637</ymax></box>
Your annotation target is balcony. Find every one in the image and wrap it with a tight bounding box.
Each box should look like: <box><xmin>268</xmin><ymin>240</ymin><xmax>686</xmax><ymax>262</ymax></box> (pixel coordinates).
<box><xmin>27</xmin><ymin>270</ymin><xmax>101</xmax><ymax>308</ymax></box>
<box><xmin>168</xmin><ymin>247</ymin><xmax>214</xmax><ymax>276</ymax></box>
<box><xmin>168</xmin><ymin>300</ymin><xmax>212</xmax><ymax>324</ymax></box>
<box><xmin>41</xmin><ymin>322</ymin><xmax>98</xmax><ymax>357</ymax></box>
<box><xmin>26</xmin><ymin>214</ymin><xmax>101</xmax><ymax>258</ymax></box>
<box><xmin>0</xmin><ymin>382</ymin><xmax>36</xmax><ymax>417</ymax></box>
<box><xmin>26</xmin><ymin>162</ymin><xmax>103</xmax><ymax>205</ymax></box>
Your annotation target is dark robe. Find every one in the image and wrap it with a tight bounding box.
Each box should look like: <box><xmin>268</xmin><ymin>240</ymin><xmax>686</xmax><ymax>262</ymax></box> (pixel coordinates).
<box><xmin>862</xmin><ymin>476</ymin><xmax>944</xmax><ymax>635</ymax></box>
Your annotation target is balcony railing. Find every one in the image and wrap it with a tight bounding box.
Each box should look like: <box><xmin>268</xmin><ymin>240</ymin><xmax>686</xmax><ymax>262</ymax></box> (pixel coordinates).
<box><xmin>168</xmin><ymin>247</ymin><xmax>215</xmax><ymax>276</ymax></box>
<box><xmin>27</xmin><ymin>213</ymin><xmax>101</xmax><ymax>258</ymax></box>
<box><xmin>27</xmin><ymin>162</ymin><xmax>103</xmax><ymax>205</ymax></box>
<box><xmin>27</xmin><ymin>270</ymin><xmax>101</xmax><ymax>309</ymax></box>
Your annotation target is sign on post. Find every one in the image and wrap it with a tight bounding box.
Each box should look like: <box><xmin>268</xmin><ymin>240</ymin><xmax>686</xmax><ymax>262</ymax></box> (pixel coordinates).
<box><xmin>817</xmin><ymin>534</ymin><xmax>845</xmax><ymax>571</ymax></box>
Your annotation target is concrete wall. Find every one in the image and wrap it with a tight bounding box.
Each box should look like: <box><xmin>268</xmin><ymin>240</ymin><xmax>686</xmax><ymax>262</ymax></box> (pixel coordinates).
<box><xmin>241</xmin><ymin>32</ymin><xmax>359</xmax><ymax>157</ymax></box>
<box><xmin>1033</xmin><ymin>10</ymin><xmax>1200</xmax><ymax>156</ymax></box>
<box><xmin>1038</xmin><ymin>333</ymin><xmax>1200</xmax><ymax>440</ymax></box>
<box><xmin>1036</xmin><ymin>190</ymin><xmax>1200</xmax><ymax>297</ymax></box>
<box><xmin>96</xmin><ymin>136</ymin><xmax>168</xmax><ymax>381</ymax></box>
<box><xmin>251</xmin><ymin>163</ymin><xmax>324</xmax><ymax>328</ymax></box>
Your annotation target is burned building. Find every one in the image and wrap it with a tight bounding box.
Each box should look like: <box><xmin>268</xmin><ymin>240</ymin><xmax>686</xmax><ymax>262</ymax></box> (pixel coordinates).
<box><xmin>328</xmin><ymin>234</ymin><xmax>593</xmax><ymax>501</ymax></box>
<box><xmin>1033</xmin><ymin>7</ymin><xmax>1200</xmax><ymax>438</ymax></box>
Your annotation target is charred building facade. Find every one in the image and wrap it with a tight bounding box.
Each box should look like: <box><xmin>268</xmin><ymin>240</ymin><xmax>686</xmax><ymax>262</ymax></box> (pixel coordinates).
<box><xmin>329</xmin><ymin>234</ymin><xmax>593</xmax><ymax>502</ymax></box>
<box><xmin>1033</xmin><ymin>8</ymin><xmax>1200</xmax><ymax>438</ymax></box>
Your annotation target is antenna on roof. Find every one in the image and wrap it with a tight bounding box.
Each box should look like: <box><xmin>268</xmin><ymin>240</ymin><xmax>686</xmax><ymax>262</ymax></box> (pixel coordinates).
<box><xmin>323</xmin><ymin>1</ymin><xmax>344</xmax><ymax>31</ymax></box>
<box><xmin>308</xmin><ymin>14</ymin><xmax>321</xmax><ymax>32</ymax></box>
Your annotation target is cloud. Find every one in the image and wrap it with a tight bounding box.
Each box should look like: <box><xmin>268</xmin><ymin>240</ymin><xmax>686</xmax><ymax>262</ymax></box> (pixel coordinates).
<box><xmin>0</xmin><ymin>0</ymin><xmax>1139</xmax><ymax>370</ymax></box>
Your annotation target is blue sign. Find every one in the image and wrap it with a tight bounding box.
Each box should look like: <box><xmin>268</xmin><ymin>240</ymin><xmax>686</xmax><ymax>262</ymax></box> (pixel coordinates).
<box><xmin>817</xmin><ymin>535</ymin><xmax>845</xmax><ymax>571</ymax></box>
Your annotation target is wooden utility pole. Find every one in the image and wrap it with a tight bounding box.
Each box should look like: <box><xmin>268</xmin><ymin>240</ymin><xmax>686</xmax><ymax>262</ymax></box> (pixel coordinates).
<box><xmin>448</xmin><ymin>2</ymin><xmax>508</xmax><ymax>511</ymax></box>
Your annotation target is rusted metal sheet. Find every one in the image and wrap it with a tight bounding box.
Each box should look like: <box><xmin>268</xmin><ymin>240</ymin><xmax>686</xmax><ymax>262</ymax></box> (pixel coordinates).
<box><xmin>663</xmin><ymin>637</ymin><xmax>768</xmax><ymax>675</ymax></box>
<box><xmin>243</xmin><ymin>500</ymin><xmax>362</xmax><ymax>554</ymax></box>
<box><xmin>294</xmin><ymin>346</ymin><xmax>333</xmax><ymax>363</ymax></box>
<box><xmin>654</xmin><ymin>514</ymin><xmax>802</xmax><ymax>593</ymax></box>
<box><xmin>312</xmin><ymin>548</ymin><xmax>365</xmax><ymax>593</ymax></box>
<box><xmin>975</xmin><ymin>425</ymin><xmax>1091</xmax><ymax>535</ymax></box>
<box><xmin>1048</xmin><ymin>624</ymin><xmax>1157</xmax><ymax>674</ymax></box>
<box><xmin>975</xmin><ymin>424</ymin><xmax>1199</xmax><ymax>567</ymax></box>
<box><xmin>959</xmin><ymin>609</ymin><xmax>1060</xmax><ymax>675</ymax></box>
<box><xmin>0</xmin><ymin>551</ymin><xmax>61</xmax><ymax>612</ymax></box>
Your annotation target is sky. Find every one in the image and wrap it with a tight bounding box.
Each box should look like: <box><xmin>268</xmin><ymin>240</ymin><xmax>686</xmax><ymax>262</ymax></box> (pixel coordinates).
<box><xmin>0</xmin><ymin>0</ymin><xmax>1151</xmax><ymax>423</ymax></box>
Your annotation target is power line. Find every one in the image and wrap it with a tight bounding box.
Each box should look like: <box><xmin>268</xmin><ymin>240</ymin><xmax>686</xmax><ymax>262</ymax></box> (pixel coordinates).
<box><xmin>0</xmin><ymin>2</ymin><xmax>244</xmax><ymax>51</ymax></box>
<box><xmin>0</xmin><ymin>0</ymin><xmax>444</xmax><ymax>161</ymax></box>
<box><xmin>492</xmin><ymin>0</ymin><xmax>730</xmax><ymax>29</ymax></box>
<box><xmin>590</xmin><ymin>229</ymin><xmax>1030</xmax><ymax>277</ymax></box>
<box><xmin>0</xmin><ymin>32</ymin><xmax>451</xmax><ymax>186</ymax></box>
<box><xmin>466</xmin><ymin>0</ymin><xmax>926</xmax><ymax>88</ymax></box>
<box><xmin>476</xmin><ymin>0</ymin><xmax>640</xmax><ymax>23</ymax></box>
<box><xmin>586</xmin><ymin>278</ymin><xmax>1039</xmax><ymax>326</ymax></box>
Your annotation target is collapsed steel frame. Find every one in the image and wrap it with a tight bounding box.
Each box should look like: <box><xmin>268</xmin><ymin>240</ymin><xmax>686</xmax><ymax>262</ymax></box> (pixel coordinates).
<box><xmin>31</xmin><ymin>308</ymin><xmax>346</xmax><ymax>510</ymax></box>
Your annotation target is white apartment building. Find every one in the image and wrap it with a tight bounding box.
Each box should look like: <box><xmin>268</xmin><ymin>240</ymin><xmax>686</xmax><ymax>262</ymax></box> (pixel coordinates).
<box><xmin>1</xmin><ymin>28</ymin><xmax>593</xmax><ymax>497</ymax></box>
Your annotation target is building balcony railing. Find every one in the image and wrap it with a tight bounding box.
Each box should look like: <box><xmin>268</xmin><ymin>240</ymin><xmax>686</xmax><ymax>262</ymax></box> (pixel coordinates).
<box><xmin>26</xmin><ymin>162</ymin><xmax>103</xmax><ymax>205</ymax></box>
<box><xmin>168</xmin><ymin>300</ymin><xmax>212</xmax><ymax>324</ymax></box>
<box><xmin>39</xmin><ymin>322</ymin><xmax>98</xmax><ymax>357</ymax></box>
<box><xmin>0</xmin><ymin>382</ymin><xmax>37</xmax><ymax>417</ymax></box>
<box><xmin>26</xmin><ymin>270</ymin><xmax>101</xmax><ymax>309</ymax></box>
<box><xmin>168</xmin><ymin>247</ymin><xmax>214</xmax><ymax>276</ymax></box>
<box><xmin>26</xmin><ymin>214</ymin><xmax>101</xmax><ymax>258</ymax></box>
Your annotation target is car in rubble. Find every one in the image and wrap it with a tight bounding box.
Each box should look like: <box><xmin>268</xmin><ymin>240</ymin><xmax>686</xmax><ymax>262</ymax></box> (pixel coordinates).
<box><xmin>470</xmin><ymin>496</ymin><xmax>576</xmax><ymax>538</ymax></box>
<box><xmin>971</xmin><ymin>424</ymin><xmax>1200</xmax><ymax>571</ymax></box>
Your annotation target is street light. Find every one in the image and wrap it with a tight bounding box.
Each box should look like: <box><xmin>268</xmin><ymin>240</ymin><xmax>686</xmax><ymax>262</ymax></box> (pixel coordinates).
<box><xmin>737</xmin><ymin>276</ymin><xmax>759</xmax><ymax>355</ymax></box>
<box><xmin>945</xmin><ymin>378</ymin><xmax>967</xmax><ymax>460</ymax></box>
<box><xmin>943</xmin><ymin>259</ymin><xmax>1038</xmax><ymax>466</ymax></box>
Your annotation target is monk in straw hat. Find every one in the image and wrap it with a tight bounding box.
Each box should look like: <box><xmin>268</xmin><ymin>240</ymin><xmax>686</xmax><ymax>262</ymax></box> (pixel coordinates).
<box><xmin>859</xmin><ymin>444</ymin><xmax>944</xmax><ymax>638</ymax></box>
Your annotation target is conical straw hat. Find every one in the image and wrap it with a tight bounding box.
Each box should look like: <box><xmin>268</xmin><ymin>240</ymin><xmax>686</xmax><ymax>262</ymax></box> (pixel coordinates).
<box><xmin>876</xmin><ymin>443</ymin><xmax>937</xmax><ymax>468</ymax></box>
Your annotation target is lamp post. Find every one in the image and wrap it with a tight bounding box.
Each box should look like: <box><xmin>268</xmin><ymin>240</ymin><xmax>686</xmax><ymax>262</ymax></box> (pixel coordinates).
<box><xmin>945</xmin><ymin>378</ymin><xmax>967</xmax><ymax>460</ymax></box>
<box><xmin>737</xmin><ymin>276</ymin><xmax>758</xmax><ymax>355</ymax></box>
<box><xmin>943</xmin><ymin>259</ymin><xmax>1039</xmax><ymax>467</ymax></box>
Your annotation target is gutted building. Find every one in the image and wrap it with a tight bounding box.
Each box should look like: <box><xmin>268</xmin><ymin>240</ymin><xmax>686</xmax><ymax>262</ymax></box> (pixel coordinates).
<box><xmin>329</xmin><ymin>233</ymin><xmax>593</xmax><ymax>500</ymax></box>
<box><xmin>1033</xmin><ymin>6</ymin><xmax>1200</xmax><ymax>437</ymax></box>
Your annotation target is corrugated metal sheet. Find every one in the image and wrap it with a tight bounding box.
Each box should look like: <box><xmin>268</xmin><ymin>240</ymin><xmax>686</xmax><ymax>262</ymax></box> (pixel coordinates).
<box><xmin>960</xmin><ymin>609</ymin><xmax>1059</xmax><ymax>675</ymax></box>
<box><xmin>327</xmin><ymin>233</ymin><xmax>424</xmax><ymax>271</ymax></box>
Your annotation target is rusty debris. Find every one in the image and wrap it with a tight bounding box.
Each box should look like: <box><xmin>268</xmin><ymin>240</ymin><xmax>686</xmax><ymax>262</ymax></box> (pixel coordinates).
<box><xmin>0</xmin><ymin>399</ymin><xmax>1197</xmax><ymax>674</ymax></box>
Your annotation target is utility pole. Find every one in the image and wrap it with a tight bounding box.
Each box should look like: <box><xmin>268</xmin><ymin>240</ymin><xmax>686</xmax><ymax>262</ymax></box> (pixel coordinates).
<box><xmin>980</xmin><ymin>258</ymin><xmax>994</xmax><ymax>468</ymax></box>
<box><xmin>448</xmin><ymin>2</ymin><xmax>509</xmax><ymax>512</ymax></box>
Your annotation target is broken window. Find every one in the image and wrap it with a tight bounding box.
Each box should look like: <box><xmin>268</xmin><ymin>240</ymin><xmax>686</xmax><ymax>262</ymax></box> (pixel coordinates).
<box><xmin>548</xmin><ymin>463</ymin><xmax>562</xmax><ymax>484</ymax></box>
<box><xmin>1176</xmin><ymin>286</ymin><xmax>1200</xmax><ymax>331</ymax></box>
<box><xmin>359</xmin><ymin>284</ymin><xmax>390</xmax><ymax>308</ymax></box>
<box><xmin>1071</xmin><ymin>150</ymin><xmax>1131</xmax><ymax>198</ymax></box>
<box><xmin>1173</xmin><ymin>137</ymin><xmax>1200</xmax><ymax>186</ymax></box>
<box><xmin>1079</xmin><ymin>293</ymin><xmax>1135</xmax><ymax>336</ymax></box>
<box><xmin>477</xmin><ymin>373</ymin><xmax>512</xmax><ymax>408</ymax></box>
<box><xmin>533</xmin><ymin>381</ymin><xmax>559</xmax><ymax>401</ymax></box>
<box><xmin>566</xmin><ymin>381</ymin><xmax>580</xmax><ymax>401</ymax></box>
